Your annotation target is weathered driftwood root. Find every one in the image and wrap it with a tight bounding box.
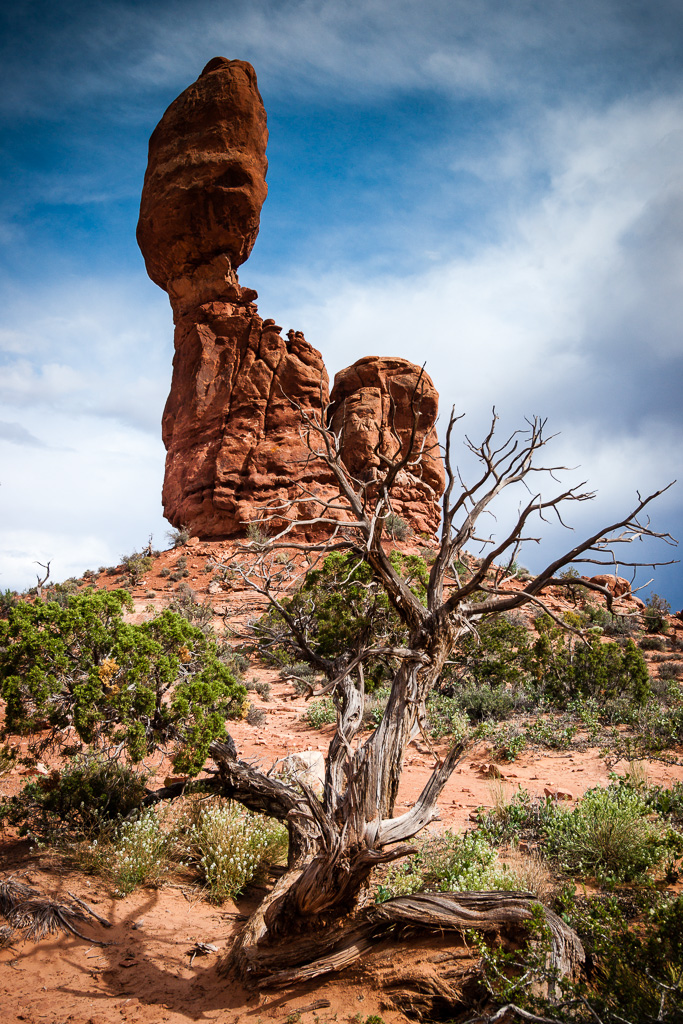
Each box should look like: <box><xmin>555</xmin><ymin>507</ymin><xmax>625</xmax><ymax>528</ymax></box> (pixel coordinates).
<box><xmin>0</xmin><ymin>874</ymin><xmax>113</xmax><ymax>945</ymax></box>
<box><xmin>225</xmin><ymin>890</ymin><xmax>584</xmax><ymax>994</ymax></box>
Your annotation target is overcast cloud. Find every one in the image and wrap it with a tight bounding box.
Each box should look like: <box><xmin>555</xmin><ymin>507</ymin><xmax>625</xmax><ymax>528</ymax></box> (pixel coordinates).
<box><xmin>0</xmin><ymin>0</ymin><xmax>680</xmax><ymax>603</ymax></box>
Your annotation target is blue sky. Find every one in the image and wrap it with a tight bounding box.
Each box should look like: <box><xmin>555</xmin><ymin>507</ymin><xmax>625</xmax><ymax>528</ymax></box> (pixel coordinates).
<box><xmin>1</xmin><ymin>0</ymin><xmax>681</xmax><ymax>607</ymax></box>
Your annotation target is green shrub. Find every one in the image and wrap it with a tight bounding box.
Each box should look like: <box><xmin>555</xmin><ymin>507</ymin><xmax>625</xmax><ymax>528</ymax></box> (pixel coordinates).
<box><xmin>525</xmin><ymin>717</ymin><xmax>577</xmax><ymax>749</ymax></box>
<box><xmin>376</xmin><ymin>831</ymin><xmax>528</xmax><ymax>903</ymax></box>
<box><xmin>555</xmin><ymin>890</ymin><xmax>683</xmax><ymax>1023</ymax></box>
<box><xmin>0</xmin><ymin>589</ymin><xmax>19</xmax><ymax>618</ymax></box>
<box><xmin>305</xmin><ymin>698</ymin><xmax>336</xmax><ymax>728</ymax></box>
<box><xmin>443</xmin><ymin>614</ymin><xmax>532</xmax><ymax>696</ymax></box>
<box><xmin>184</xmin><ymin>799</ymin><xmax>287</xmax><ymax>902</ymax></box>
<box><xmin>104</xmin><ymin>806</ymin><xmax>176</xmax><ymax>895</ymax></box>
<box><xmin>475</xmin><ymin>787</ymin><xmax>547</xmax><ymax>845</ymax></box>
<box><xmin>543</xmin><ymin>785</ymin><xmax>672</xmax><ymax>882</ymax></box>
<box><xmin>255</xmin><ymin>551</ymin><xmax>428</xmax><ymax>690</ymax></box>
<box><xmin>121</xmin><ymin>550</ymin><xmax>153</xmax><ymax>585</ymax></box>
<box><xmin>644</xmin><ymin>592</ymin><xmax>671</xmax><ymax>634</ymax></box>
<box><xmin>0</xmin><ymin>754</ymin><xmax>149</xmax><ymax>842</ymax></box>
<box><xmin>426</xmin><ymin>693</ymin><xmax>469</xmax><ymax>739</ymax></box>
<box><xmin>492</xmin><ymin>725</ymin><xmax>528</xmax><ymax>761</ymax></box>
<box><xmin>0</xmin><ymin>590</ymin><xmax>246</xmax><ymax>774</ymax></box>
<box><xmin>532</xmin><ymin>633</ymin><xmax>651</xmax><ymax>708</ymax></box>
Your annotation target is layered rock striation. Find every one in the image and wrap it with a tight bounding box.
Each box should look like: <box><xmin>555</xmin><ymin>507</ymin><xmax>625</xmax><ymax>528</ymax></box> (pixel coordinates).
<box><xmin>138</xmin><ymin>58</ymin><xmax>445</xmax><ymax>538</ymax></box>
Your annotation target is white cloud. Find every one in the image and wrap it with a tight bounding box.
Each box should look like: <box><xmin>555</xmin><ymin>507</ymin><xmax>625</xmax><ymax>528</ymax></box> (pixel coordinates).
<box><xmin>0</xmin><ymin>275</ymin><xmax>171</xmax><ymax>431</ymax></box>
<box><xmin>0</xmin><ymin>414</ymin><xmax>168</xmax><ymax>592</ymax></box>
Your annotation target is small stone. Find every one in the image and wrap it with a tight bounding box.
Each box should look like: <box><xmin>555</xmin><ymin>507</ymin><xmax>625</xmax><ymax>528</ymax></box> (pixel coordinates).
<box><xmin>543</xmin><ymin>786</ymin><xmax>573</xmax><ymax>801</ymax></box>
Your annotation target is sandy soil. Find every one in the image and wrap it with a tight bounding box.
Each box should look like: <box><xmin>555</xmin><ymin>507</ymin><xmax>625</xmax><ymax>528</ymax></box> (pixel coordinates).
<box><xmin>2</xmin><ymin>540</ymin><xmax>682</xmax><ymax>1024</ymax></box>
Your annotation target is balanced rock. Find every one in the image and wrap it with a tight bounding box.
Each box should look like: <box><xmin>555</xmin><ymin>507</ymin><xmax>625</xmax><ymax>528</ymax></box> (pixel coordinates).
<box><xmin>138</xmin><ymin>59</ymin><xmax>445</xmax><ymax>539</ymax></box>
<box><xmin>329</xmin><ymin>357</ymin><xmax>445</xmax><ymax>535</ymax></box>
<box><xmin>137</xmin><ymin>57</ymin><xmax>268</xmax><ymax>291</ymax></box>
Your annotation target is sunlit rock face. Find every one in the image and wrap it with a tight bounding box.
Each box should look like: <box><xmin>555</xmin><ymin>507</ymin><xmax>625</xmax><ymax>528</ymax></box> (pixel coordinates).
<box><xmin>138</xmin><ymin>58</ymin><xmax>445</xmax><ymax>539</ymax></box>
<box><xmin>137</xmin><ymin>57</ymin><xmax>268</xmax><ymax>291</ymax></box>
<box><xmin>329</xmin><ymin>357</ymin><xmax>445</xmax><ymax>536</ymax></box>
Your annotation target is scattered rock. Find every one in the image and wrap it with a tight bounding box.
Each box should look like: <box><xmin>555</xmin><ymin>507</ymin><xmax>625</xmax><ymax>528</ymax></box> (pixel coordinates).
<box><xmin>20</xmin><ymin>762</ymin><xmax>49</xmax><ymax>776</ymax></box>
<box><xmin>588</xmin><ymin>574</ymin><xmax>632</xmax><ymax>598</ymax></box>
<box><xmin>543</xmin><ymin>786</ymin><xmax>573</xmax><ymax>801</ymax></box>
<box><xmin>277</xmin><ymin>750</ymin><xmax>326</xmax><ymax>799</ymax></box>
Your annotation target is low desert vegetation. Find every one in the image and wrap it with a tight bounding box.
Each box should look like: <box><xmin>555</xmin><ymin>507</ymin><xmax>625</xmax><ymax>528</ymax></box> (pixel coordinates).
<box><xmin>0</xmin><ymin>588</ymin><xmax>246</xmax><ymax>774</ymax></box>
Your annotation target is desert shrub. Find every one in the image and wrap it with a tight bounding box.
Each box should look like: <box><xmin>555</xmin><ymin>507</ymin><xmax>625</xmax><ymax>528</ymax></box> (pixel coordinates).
<box><xmin>1</xmin><ymin>755</ymin><xmax>150</xmax><ymax>848</ymax></box>
<box><xmin>41</xmin><ymin>578</ymin><xmax>80</xmax><ymax>607</ymax></box>
<box><xmin>476</xmin><ymin>787</ymin><xmax>551</xmax><ymax>845</ymax></box>
<box><xmin>442</xmin><ymin>614</ymin><xmax>532</xmax><ymax>697</ymax></box>
<box><xmin>167</xmin><ymin>584</ymin><xmax>213</xmax><ymax>632</ymax></box>
<box><xmin>364</xmin><ymin>685</ymin><xmax>390</xmax><ymax>728</ymax></box>
<box><xmin>555</xmin><ymin>890</ymin><xmax>683</xmax><ymax>1023</ymax></box>
<box><xmin>525</xmin><ymin>717</ymin><xmax>577</xmax><ymax>749</ymax></box>
<box><xmin>658</xmin><ymin>660</ymin><xmax>683</xmax><ymax>680</ymax></box>
<box><xmin>425</xmin><ymin>693</ymin><xmax>470</xmax><ymax>739</ymax></box>
<box><xmin>167</xmin><ymin>525</ymin><xmax>190</xmax><ymax>548</ymax></box>
<box><xmin>376</xmin><ymin>831</ymin><xmax>530</xmax><ymax>903</ymax></box>
<box><xmin>246</xmin><ymin>704</ymin><xmax>265</xmax><ymax>726</ymax></box>
<box><xmin>566</xmin><ymin>696</ymin><xmax>603</xmax><ymax>739</ymax></box>
<box><xmin>159</xmin><ymin>566</ymin><xmax>171</xmax><ymax>578</ymax></box>
<box><xmin>644</xmin><ymin>592</ymin><xmax>671</xmax><ymax>633</ymax></box>
<box><xmin>543</xmin><ymin>785</ymin><xmax>674</xmax><ymax>882</ymax></box>
<box><xmin>0</xmin><ymin>744</ymin><xmax>17</xmax><ymax>776</ymax></box>
<box><xmin>532</xmin><ymin>629</ymin><xmax>651</xmax><ymax>708</ymax></box>
<box><xmin>246</xmin><ymin>521</ymin><xmax>269</xmax><ymax>546</ymax></box>
<box><xmin>0</xmin><ymin>590</ymin><xmax>246</xmax><ymax>774</ymax></box>
<box><xmin>492</xmin><ymin>724</ymin><xmax>528</xmax><ymax>761</ymax></box>
<box><xmin>383</xmin><ymin>513</ymin><xmax>410</xmax><ymax>541</ymax></box>
<box><xmin>255</xmin><ymin>551</ymin><xmax>428</xmax><ymax>690</ymax></box>
<box><xmin>448</xmin><ymin>683</ymin><xmax>521</xmax><ymax>723</ymax></box>
<box><xmin>0</xmin><ymin>590</ymin><xmax>19</xmax><ymax>618</ymax></box>
<box><xmin>305</xmin><ymin>698</ymin><xmax>336</xmax><ymax>728</ymax></box>
<box><xmin>640</xmin><ymin>634</ymin><xmax>666</xmax><ymax>651</ymax></box>
<box><xmin>184</xmin><ymin>799</ymin><xmax>287</xmax><ymax>902</ymax></box>
<box><xmin>104</xmin><ymin>806</ymin><xmax>176</xmax><ymax>895</ymax></box>
<box><xmin>120</xmin><ymin>549</ymin><xmax>153</xmax><ymax>585</ymax></box>
<box><xmin>246</xmin><ymin>677</ymin><xmax>271</xmax><ymax>700</ymax></box>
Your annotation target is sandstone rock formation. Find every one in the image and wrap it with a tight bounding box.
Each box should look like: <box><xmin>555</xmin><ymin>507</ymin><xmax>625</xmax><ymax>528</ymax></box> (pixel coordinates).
<box><xmin>161</xmin><ymin>284</ymin><xmax>335</xmax><ymax>537</ymax></box>
<box><xmin>329</xmin><ymin>357</ymin><xmax>444</xmax><ymax>535</ymax></box>
<box><xmin>138</xmin><ymin>58</ymin><xmax>445</xmax><ymax>539</ymax></box>
<box><xmin>137</xmin><ymin>57</ymin><xmax>268</xmax><ymax>289</ymax></box>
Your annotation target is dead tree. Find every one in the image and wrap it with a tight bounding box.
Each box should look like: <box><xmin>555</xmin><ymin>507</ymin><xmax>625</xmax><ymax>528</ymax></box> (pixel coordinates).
<box><xmin>207</xmin><ymin>393</ymin><xmax>675</xmax><ymax>995</ymax></box>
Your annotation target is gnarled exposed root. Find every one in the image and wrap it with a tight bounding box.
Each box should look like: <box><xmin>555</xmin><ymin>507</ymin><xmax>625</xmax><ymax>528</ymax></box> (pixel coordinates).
<box><xmin>222</xmin><ymin>889</ymin><xmax>584</xmax><ymax>999</ymax></box>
